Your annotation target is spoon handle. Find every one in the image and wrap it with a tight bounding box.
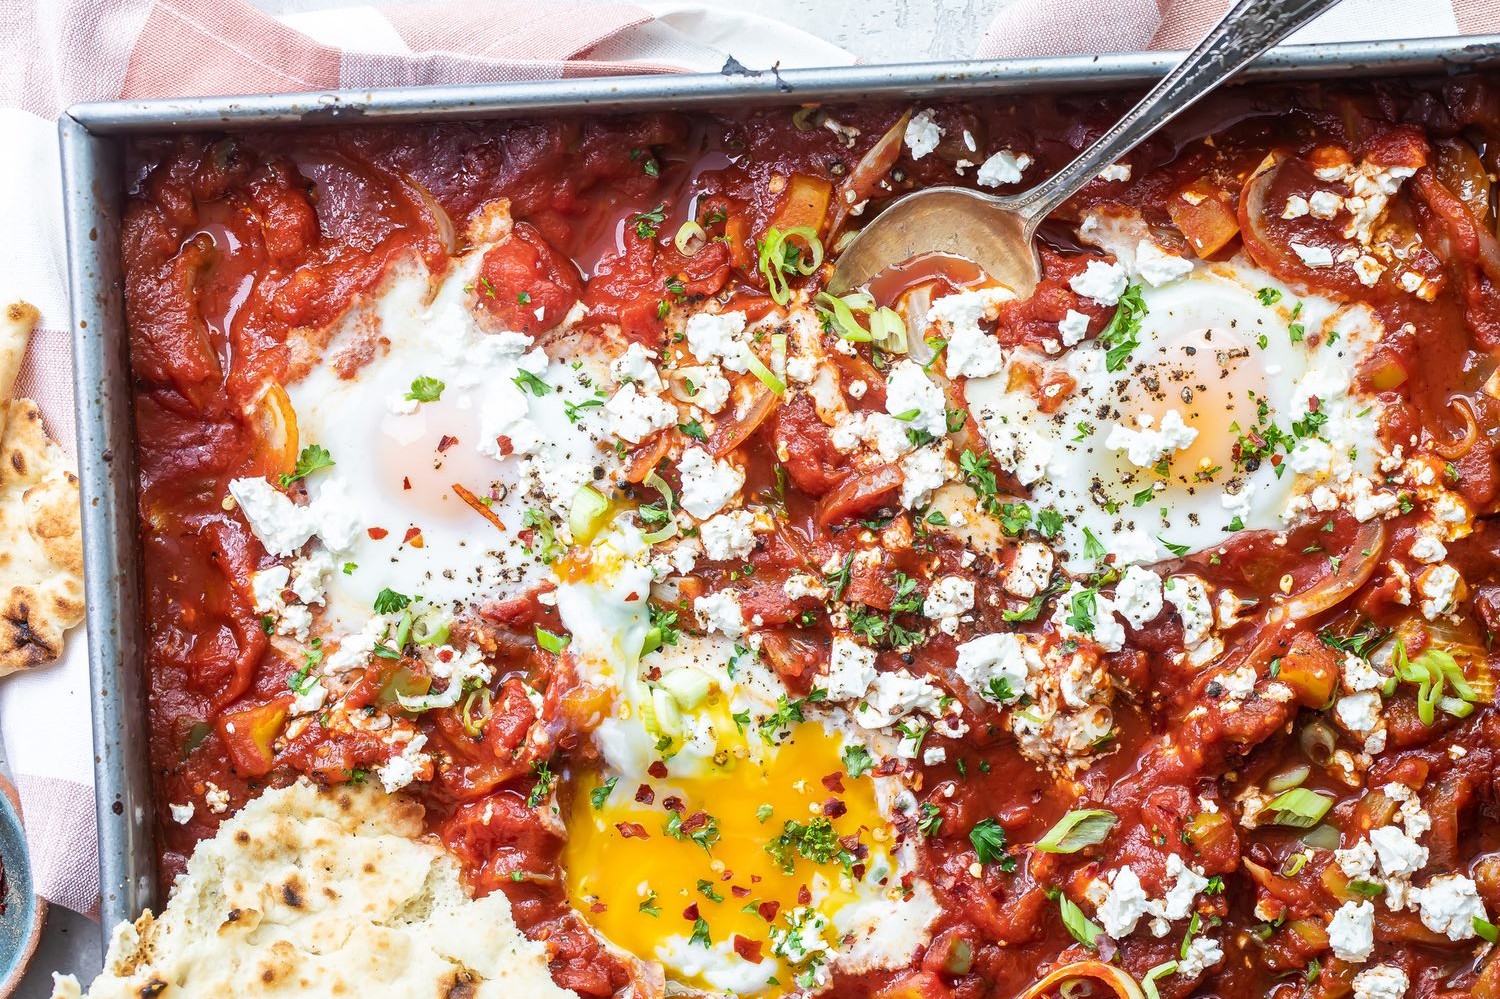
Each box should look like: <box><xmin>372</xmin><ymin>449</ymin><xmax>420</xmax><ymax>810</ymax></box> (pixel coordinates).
<box><xmin>1011</xmin><ymin>0</ymin><xmax>1347</xmax><ymax>231</ymax></box>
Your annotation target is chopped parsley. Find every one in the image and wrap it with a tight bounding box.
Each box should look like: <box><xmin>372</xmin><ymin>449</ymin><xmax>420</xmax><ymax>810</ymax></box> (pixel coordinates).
<box><xmin>279</xmin><ymin>444</ymin><xmax>334</xmax><ymax>488</ymax></box>
<box><xmin>405</xmin><ymin>376</ymin><xmax>444</xmax><ymax>403</ymax></box>
<box><xmin>632</xmin><ymin>204</ymin><xmax>667</xmax><ymax>240</ymax></box>
<box><xmin>590</xmin><ymin>776</ymin><xmax>618</xmax><ymax>809</ymax></box>
<box><xmin>1099</xmin><ymin>284</ymin><xmax>1147</xmax><ymax>372</ymax></box>
<box><xmin>969</xmin><ymin>818</ymin><xmax>1015</xmax><ymax>870</ymax></box>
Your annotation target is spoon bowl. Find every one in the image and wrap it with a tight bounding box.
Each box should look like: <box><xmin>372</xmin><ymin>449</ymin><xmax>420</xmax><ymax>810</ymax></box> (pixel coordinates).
<box><xmin>828</xmin><ymin>0</ymin><xmax>1346</xmax><ymax>297</ymax></box>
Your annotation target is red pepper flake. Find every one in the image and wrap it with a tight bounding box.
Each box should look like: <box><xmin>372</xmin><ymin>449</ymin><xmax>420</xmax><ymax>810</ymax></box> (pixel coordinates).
<box><xmin>750</xmin><ymin>874</ymin><xmax>762</xmax><ymax>884</ymax></box>
<box><xmin>648</xmin><ymin>761</ymin><xmax>669</xmax><ymax>780</ymax></box>
<box><xmin>680</xmin><ymin>811</ymin><xmax>708</xmax><ymax>833</ymax></box>
<box><xmin>402</xmin><ymin>476</ymin><xmax>411</xmax><ymax>491</ymax></box>
<box><xmin>822</xmin><ymin>798</ymin><xmax>848</xmax><ymax>819</ymax></box>
<box><xmin>662</xmin><ymin>795</ymin><xmax>685</xmax><ymax>813</ymax></box>
<box><xmin>731</xmin><ymin>935</ymin><xmax>764</xmax><ymax>964</ymax></box>
<box><xmin>591</xmin><ymin>901</ymin><xmax>608</xmax><ymax>913</ymax></box>
<box><xmin>634</xmin><ymin>784</ymin><xmax>655</xmax><ymax>805</ymax></box>
<box><xmin>624</xmin><ymin>591</ymin><xmax>642</xmax><ymax>602</ymax></box>
<box><xmin>757</xmin><ymin>900</ymin><xmax>780</xmax><ymax>922</ymax></box>
<box><xmin>798</xmin><ymin>884</ymin><xmax>811</xmax><ymax>906</ymax></box>
<box><xmin>821</xmin><ymin>772</ymin><xmax>845</xmax><ymax>794</ymax></box>
<box><xmin>492</xmin><ymin>435</ymin><xmax>514</xmax><ymax>457</ymax></box>
<box><xmin>437</xmin><ymin>434</ymin><xmax>459</xmax><ymax>453</ymax></box>
<box><xmin>367</xmin><ymin>527</ymin><xmax>389</xmax><ymax>540</ymax></box>
<box><xmin>615</xmin><ymin>822</ymin><xmax>650</xmax><ymax>839</ymax></box>
<box><xmin>403</xmin><ymin>526</ymin><xmax>424</xmax><ymax>548</ymax></box>
<box><xmin>682</xmin><ymin>902</ymin><xmax>700</xmax><ymax>921</ymax></box>
<box><xmin>731</xmin><ymin>885</ymin><xmax>751</xmax><ymax>898</ymax></box>
<box><xmin>852</xmin><ymin>863</ymin><xmax>866</xmax><ymax>880</ymax></box>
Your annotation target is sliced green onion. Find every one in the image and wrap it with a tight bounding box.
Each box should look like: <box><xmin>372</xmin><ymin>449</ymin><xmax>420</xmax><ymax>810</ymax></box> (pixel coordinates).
<box><xmin>1141</xmin><ymin>961</ymin><xmax>1179</xmax><ymax>999</ymax></box>
<box><xmin>869</xmin><ymin>306</ymin><xmax>908</xmax><ymax>354</ymax></box>
<box><xmin>1267</xmin><ymin>787</ymin><xmax>1334</xmax><ymax>829</ymax></box>
<box><xmin>411</xmin><ymin>612</ymin><xmax>451</xmax><ymax>647</ymax></box>
<box><xmin>815</xmin><ymin>291</ymin><xmax>874</xmax><ymax>342</ymax></box>
<box><xmin>1034</xmin><ymin>809</ymin><xmax>1117</xmax><ymax>854</ymax></box>
<box><xmin>1280</xmin><ymin>851</ymin><xmax>1310</xmax><ymax>877</ymax></box>
<box><xmin>569</xmin><ymin>484</ymin><xmax>611</xmax><ymax>545</ymax></box>
<box><xmin>674</xmin><ymin>220</ymin><xmax>706</xmax><ymax>256</ymax></box>
<box><xmin>742</xmin><ymin>344</ymin><xmax>787</xmax><ymax>395</ymax></box>
<box><xmin>659</xmin><ymin>667</ymin><xmax>712</xmax><ymax>709</ymax></box>
<box><xmin>1439</xmin><ymin>695</ymin><xmax>1475</xmax><ymax>718</ymax></box>
<box><xmin>758</xmin><ymin>226</ymin><xmax>823</xmax><ymax>306</ymax></box>
<box><xmin>642</xmin><ymin>523</ymin><xmax>679</xmax><ymax>545</ymax></box>
<box><xmin>770</xmin><ymin>332</ymin><xmax>787</xmax><ymax>381</ymax></box>
<box><xmin>1057</xmin><ymin>895</ymin><xmax>1101</xmax><ymax>949</ymax></box>
<box><xmin>1475</xmin><ymin>915</ymin><xmax>1500</xmax><ymax>943</ymax></box>
<box><xmin>460</xmin><ymin>687</ymin><xmax>491</xmax><ymax>737</ymax></box>
<box><xmin>650</xmin><ymin>685</ymin><xmax>683</xmax><ymax>737</ymax></box>
<box><xmin>1301</xmin><ymin>823</ymin><xmax>1342</xmax><ymax>851</ymax></box>
<box><xmin>1348</xmin><ymin>879</ymin><xmax>1385</xmax><ymax>898</ymax></box>
<box><xmin>644</xmin><ymin>471</ymin><xmax>674</xmax><ymax>511</ymax></box>
<box><xmin>536</xmin><ymin>627</ymin><xmax>570</xmax><ymax>654</ymax></box>
<box><xmin>1265</xmin><ymin>763</ymin><xmax>1311</xmax><ymax>794</ymax></box>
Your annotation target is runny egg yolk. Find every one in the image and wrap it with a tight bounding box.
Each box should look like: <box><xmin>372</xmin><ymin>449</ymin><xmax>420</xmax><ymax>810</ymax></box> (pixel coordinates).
<box><xmin>564</xmin><ymin>722</ymin><xmax>888</xmax><ymax>995</ymax></box>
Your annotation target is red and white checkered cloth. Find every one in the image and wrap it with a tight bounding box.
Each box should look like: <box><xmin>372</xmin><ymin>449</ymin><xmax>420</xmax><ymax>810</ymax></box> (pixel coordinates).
<box><xmin>1</xmin><ymin>0</ymin><xmax>1494</xmax><ymax>921</ymax></box>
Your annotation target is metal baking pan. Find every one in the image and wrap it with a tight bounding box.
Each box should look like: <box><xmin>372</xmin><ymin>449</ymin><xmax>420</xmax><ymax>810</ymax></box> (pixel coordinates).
<box><xmin>58</xmin><ymin>33</ymin><xmax>1500</xmax><ymax>941</ymax></box>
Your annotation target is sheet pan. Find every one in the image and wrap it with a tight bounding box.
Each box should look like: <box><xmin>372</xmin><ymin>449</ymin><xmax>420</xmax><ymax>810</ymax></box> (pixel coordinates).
<box><xmin>57</xmin><ymin>33</ymin><xmax>1500</xmax><ymax>939</ymax></box>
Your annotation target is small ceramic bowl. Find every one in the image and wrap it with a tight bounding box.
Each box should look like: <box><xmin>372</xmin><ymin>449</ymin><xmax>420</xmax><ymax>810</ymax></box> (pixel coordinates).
<box><xmin>0</xmin><ymin>774</ymin><xmax>44</xmax><ymax>998</ymax></box>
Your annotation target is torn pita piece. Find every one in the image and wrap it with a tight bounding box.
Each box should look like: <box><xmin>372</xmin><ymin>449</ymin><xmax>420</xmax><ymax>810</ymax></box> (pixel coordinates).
<box><xmin>0</xmin><ymin>302</ymin><xmax>84</xmax><ymax>676</ymax></box>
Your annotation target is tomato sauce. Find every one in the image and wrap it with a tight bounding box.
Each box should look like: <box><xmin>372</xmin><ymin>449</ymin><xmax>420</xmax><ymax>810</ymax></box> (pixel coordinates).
<box><xmin>122</xmin><ymin>74</ymin><xmax>1500</xmax><ymax>999</ymax></box>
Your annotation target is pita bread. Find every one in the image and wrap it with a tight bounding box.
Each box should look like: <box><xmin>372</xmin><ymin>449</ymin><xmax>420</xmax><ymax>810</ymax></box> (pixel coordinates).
<box><xmin>0</xmin><ymin>301</ymin><xmax>39</xmax><ymax>441</ymax></box>
<box><xmin>51</xmin><ymin>780</ymin><xmax>576</xmax><ymax>999</ymax></box>
<box><xmin>0</xmin><ymin>302</ymin><xmax>84</xmax><ymax>676</ymax></box>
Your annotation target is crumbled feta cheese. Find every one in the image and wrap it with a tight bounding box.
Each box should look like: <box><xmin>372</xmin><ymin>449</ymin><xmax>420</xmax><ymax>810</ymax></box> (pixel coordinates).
<box><xmin>1164</xmin><ymin>576</ymin><xmax>1217</xmax><ymax>662</ymax></box>
<box><xmin>375</xmin><ymin>733</ymin><xmax>430</xmax><ymax>793</ymax></box>
<box><xmin>678</xmin><ymin>446</ymin><xmax>745</xmax><ymax>520</ymax></box>
<box><xmin>1290</xmin><ymin>242</ymin><xmax>1335</xmax><ymax>268</ymax></box>
<box><xmin>1409</xmin><ymin>534</ymin><xmax>1446</xmax><ymax>564</ymax></box>
<box><xmin>1004</xmin><ymin>543</ymin><xmax>1054</xmax><ymax>599</ymax></box>
<box><xmin>899</xmin><ymin>446</ymin><xmax>949</xmax><ymax>508</ymax></box>
<box><xmin>927</xmin><ymin>287</ymin><xmax>1014</xmax><ymax>379</ymax></box>
<box><xmin>1369</xmin><ymin>825</ymin><xmax>1428</xmax><ymax>878</ymax></box>
<box><xmin>1335</xmin><ymin>691</ymin><xmax>1382</xmax><ymax>734</ymax></box>
<box><xmin>1413</xmin><ymin>874</ymin><xmax>1487</xmax><ymax>941</ymax></box>
<box><xmin>228</xmin><ymin>476</ymin><xmax>361</xmax><ymax>557</ymax></box>
<box><xmin>783</xmin><ymin>573</ymin><xmax>830</xmax><ymax>601</ymax></box>
<box><xmin>699</xmin><ymin>510</ymin><xmax>757</xmax><ymax>561</ymax></box>
<box><xmin>1352</xmin><ymin>965</ymin><xmax>1408</xmax><ymax>999</ymax></box>
<box><xmin>1282</xmin><ymin>195</ymin><xmax>1310</xmax><ymax>219</ymax></box>
<box><xmin>1327</xmin><ymin>900</ymin><xmax>1375</xmax><ymax>961</ymax></box>
<box><xmin>1098</xmin><ymin>163</ymin><xmax>1132</xmax><ymax>182</ymax></box>
<box><xmin>1342</xmin><ymin>654</ymin><xmax>1384</xmax><ymax>693</ymax></box>
<box><xmin>854</xmin><ymin>670</ymin><xmax>948</xmax><ymax>728</ymax></box>
<box><xmin>605</xmin><ymin>382</ymin><xmax>677</xmax><ymax>443</ymax></box>
<box><xmin>685</xmin><ymin>311</ymin><xmax>750</xmax><ymax>372</ymax></box>
<box><xmin>1058</xmin><ymin>309</ymin><xmax>1090</xmax><ymax>346</ymax></box>
<box><xmin>826</xmin><ymin>637</ymin><xmax>878</xmax><ymax>701</ymax></box>
<box><xmin>1113</xmin><ymin>565</ymin><xmax>1162</xmax><ymax>628</ymax></box>
<box><xmin>1309</xmin><ymin>190</ymin><xmax>1343</xmax><ymax>218</ymax></box>
<box><xmin>1069</xmin><ymin>260</ymin><xmax>1129</xmax><ymax>306</ymax></box>
<box><xmin>884</xmin><ymin>359</ymin><xmax>949</xmax><ymax>438</ymax></box>
<box><xmin>954</xmin><ymin>630</ymin><xmax>1038</xmax><ymax>699</ymax></box>
<box><xmin>1134</xmin><ymin>240</ymin><xmax>1193</xmax><ymax>287</ymax></box>
<box><xmin>1052</xmin><ymin>583</ymin><xmax>1126</xmax><ymax>652</ymax></box>
<box><xmin>1105</xmin><ymin>410</ymin><xmax>1198</xmax><ymax>468</ymax></box>
<box><xmin>169</xmin><ymin>802</ymin><xmax>195</xmax><ymax>825</ymax></box>
<box><xmin>923</xmin><ymin>576</ymin><xmax>974</xmax><ymax>634</ymax></box>
<box><xmin>203</xmin><ymin>782</ymin><xmax>230</xmax><ymax>814</ymax></box>
<box><xmin>610</xmin><ymin>342</ymin><xmax>663</xmax><ymax>391</ymax></box>
<box><xmin>694</xmin><ymin>591</ymin><xmax>746</xmax><ymax>639</ymax></box>
<box><xmin>1096</xmin><ymin>867</ymin><xmax>1148</xmax><ymax>937</ymax></box>
<box><xmin>1417</xmin><ymin>563</ymin><xmax>1462</xmax><ymax>620</ymax></box>
<box><xmin>976</xmin><ymin>149</ymin><xmax>1033</xmax><ymax>187</ymax></box>
<box><xmin>1218</xmin><ymin>665</ymin><xmax>1258</xmax><ymax>705</ymax></box>
<box><xmin>1353</xmin><ymin>254</ymin><xmax>1385</xmax><ymax>287</ymax></box>
<box><xmin>1177</xmin><ymin>936</ymin><xmax>1222</xmax><ymax>978</ymax></box>
<box><xmin>904</xmin><ymin>109</ymin><xmax>943</xmax><ymax>160</ymax></box>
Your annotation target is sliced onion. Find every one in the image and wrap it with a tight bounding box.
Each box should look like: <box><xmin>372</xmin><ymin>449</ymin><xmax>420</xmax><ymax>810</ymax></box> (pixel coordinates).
<box><xmin>1301</xmin><ymin>823</ymin><xmax>1342</xmax><ymax>850</ymax></box>
<box><xmin>1299</xmin><ymin>718</ymin><xmax>1337</xmax><ymax>764</ymax></box>
<box><xmin>1280</xmin><ymin>519</ymin><xmax>1387</xmax><ymax>622</ymax></box>
<box><xmin>674</xmin><ymin>220</ymin><xmax>707</xmax><ymax>257</ymax></box>
<box><xmin>402</xmin><ymin>175</ymin><xmax>457</xmax><ymax>255</ymax></box>
<box><xmin>829</xmin><ymin>109</ymin><xmax>912</xmax><ymax>237</ymax></box>
<box><xmin>870</xmin><ymin>306</ymin><xmax>908</xmax><ymax>354</ymax></box>
<box><xmin>1435</xmin><ymin>396</ymin><xmax>1480</xmax><ymax>460</ymax></box>
<box><xmin>708</xmin><ymin>381</ymin><xmax>778</xmax><ymax>458</ymax></box>
<box><xmin>1265</xmin><ymin>763</ymin><xmax>1312</xmax><ymax>794</ymax></box>
<box><xmin>1015</xmin><ymin>961</ymin><xmax>1146</xmax><ymax>999</ymax></box>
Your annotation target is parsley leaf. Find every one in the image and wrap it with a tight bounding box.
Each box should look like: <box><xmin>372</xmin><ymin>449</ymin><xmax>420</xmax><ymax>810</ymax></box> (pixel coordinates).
<box><xmin>1099</xmin><ymin>284</ymin><xmax>1147</xmax><ymax>372</ymax></box>
<box><xmin>279</xmin><ymin>444</ymin><xmax>334</xmax><ymax>488</ymax></box>
<box><xmin>405</xmin><ymin>376</ymin><xmax>445</xmax><ymax>403</ymax></box>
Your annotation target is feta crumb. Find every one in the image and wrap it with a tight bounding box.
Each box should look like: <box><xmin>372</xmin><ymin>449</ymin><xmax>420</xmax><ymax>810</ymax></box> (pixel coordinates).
<box><xmin>1058</xmin><ymin>309</ymin><xmax>1090</xmax><ymax>346</ymax></box>
<box><xmin>375</xmin><ymin>733</ymin><xmax>430</xmax><ymax>793</ymax></box>
<box><xmin>1309</xmin><ymin>190</ymin><xmax>1343</xmax><ymax>218</ymax></box>
<box><xmin>1096</xmin><ymin>867</ymin><xmax>1148</xmax><ymax>937</ymax></box>
<box><xmin>611</xmin><ymin>342</ymin><xmax>664</xmax><ymax>391</ymax></box>
<box><xmin>1282</xmin><ymin>195</ymin><xmax>1310</xmax><ymax>219</ymax></box>
<box><xmin>1334</xmin><ymin>691</ymin><xmax>1382</xmax><ymax>734</ymax></box>
<box><xmin>1098</xmin><ymin>163</ymin><xmax>1132</xmax><ymax>182</ymax></box>
<box><xmin>1327</xmin><ymin>900</ymin><xmax>1375</xmax><ymax>961</ymax></box>
<box><xmin>1113</xmin><ymin>565</ymin><xmax>1163</xmax><ymax>628</ymax></box>
<box><xmin>1134</xmin><ymin>240</ymin><xmax>1194</xmax><ymax>287</ymax></box>
<box><xmin>699</xmin><ymin>510</ymin><xmax>757</xmax><ymax>561</ymax></box>
<box><xmin>1352</xmin><ymin>965</ymin><xmax>1408</xmax><ymax>999</ymax></box>
<box><xmin>955</xmin><ymin>632</ymin><xmax>1035</xmax><ymax>703</ymax></box>
<box><xmin>605</xmin><ymin>383</ymin><xmax>677</xmax><ymax>443</ymax></box>
<box><xmin>1105</xmin><ymin>410</ymin><xmax>1198</xmax><ymax>468</ymax></box>
<box><xmin>976</xmin><ymin>149</ymin><xmax>1033</xmax><ymax>188</ymax></box>
<box><xmin>1177</xmin><ymin>936</ymin><xmax>1223</xmax><ymax>978</ymax></box>
<box><xmin>1413</xmin><ymin>874</ymin><xmax>1487</xmax><ymax>941</ymax></box>
<box><xmin>1068</xmin><ymin>260</ymin><xmax>1129</xmax><ymax>306</ymax></box>
<box><xmin>854</xmin><ymin>670</ymin><xmax>948</xmax><ymax>728</ymax></box>
<box><xmin>695</xmin><ymin>591</ymin><xmax>746</xmax><ymax>639</ymax></box>
<box><xmin>685</xmin><ymin>311</ymin><xmax>750</xmax><ymax>372</ymax></box>
<box><xmin>826</xmin><ymin>637</ymin><xmax>878</xmax><ymax>701</ymax></box>
<box><xmin>678</xmin><ymin>446</ymin><xmax>745</xmax><ymax>520</ymax></box>
<box><xmin>923</xmin><ymin>576</ymin><xmax>974</xmax><ymax>635</ymax></box>
<box><xmin>1290</xmin><ymin>242</ymin><xmax>1335</xmax><ymax>268</ymax></box>
<box><xmin>203</xmin><ymin>781</ymin><xmax>230</xmax><ymax>814</ymax></box>
<box><xmin>1004</xmin><ymin>543</ymin><xmax>1054</xmax><ymax>599</ymax></box>
<box><xmin>1417</xmin><ymin>563</ymin><xmax>1462</xmax><ymax>620</ymax></box>
<box><xmin>884</xmin><ymin>359</ymin><xmax>948</xmax><ymax>438</ymax></box>
<box><xmin>169</xmin><ymin>802</ymin><xmax>195</xmax><ymax>825</ymax></box>
<box><xmin>904</xmin><ymin>110</ymin><xmax>943</xmax><ymax>160</ymax></box>
<box><xmin>899</xmin><ymin>446</ymin><xmax>949</xmax><ymax>508</ymax></box>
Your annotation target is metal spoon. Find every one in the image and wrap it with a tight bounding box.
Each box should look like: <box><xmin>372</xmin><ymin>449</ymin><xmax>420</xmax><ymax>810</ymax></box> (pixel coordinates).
<box><xmin>827</xmin><ymin>0</ymin><xmax>1347</xmax><ymax>297</ymax></box>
